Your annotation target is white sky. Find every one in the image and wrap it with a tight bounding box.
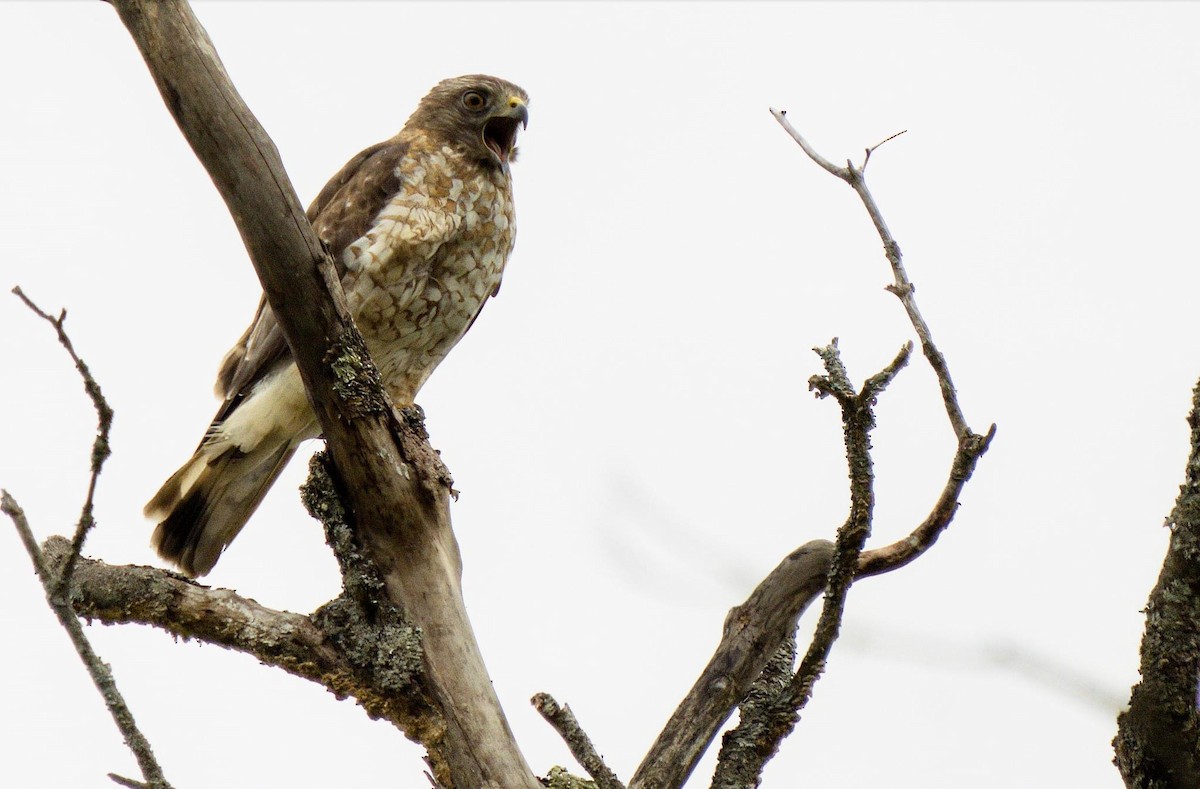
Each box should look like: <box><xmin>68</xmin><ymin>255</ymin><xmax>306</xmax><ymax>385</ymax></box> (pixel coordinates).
<box><xmin>2</xmin><ymin>2</ymin><xmax>1198</xmax><ymax>787</ymax></box>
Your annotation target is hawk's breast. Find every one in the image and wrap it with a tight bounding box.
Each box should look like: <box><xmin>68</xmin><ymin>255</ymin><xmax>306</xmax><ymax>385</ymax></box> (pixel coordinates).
<box><xmin>344</xmin><ymin>144</ymin><xmax>516</xmax><ymax>404</ymax></box>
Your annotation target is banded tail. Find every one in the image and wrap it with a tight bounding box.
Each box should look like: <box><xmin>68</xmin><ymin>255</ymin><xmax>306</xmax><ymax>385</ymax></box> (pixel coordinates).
<box><xmin>146</xmin><ymin>438</ymin><xmax>297</xmax><ymax>577</ymax></box>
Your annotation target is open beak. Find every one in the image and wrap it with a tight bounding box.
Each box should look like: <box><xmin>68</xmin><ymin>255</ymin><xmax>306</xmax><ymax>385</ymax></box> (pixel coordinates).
<box><xmin>483</xmin><ymin>98</ymin><xmax>529</xmax><ymax>163</ymax></box>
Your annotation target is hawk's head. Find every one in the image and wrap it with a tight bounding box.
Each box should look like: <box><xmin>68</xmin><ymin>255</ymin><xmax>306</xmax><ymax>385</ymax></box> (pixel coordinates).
<box><xmin>408</xmin><ymin>75</ymin><xmax>530</xmax><ymax>167</ymax></box>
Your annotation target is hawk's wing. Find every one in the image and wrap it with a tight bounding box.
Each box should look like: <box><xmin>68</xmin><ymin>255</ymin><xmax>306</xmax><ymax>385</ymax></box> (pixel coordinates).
<box><xmin>212</xmin><ymin>139</ymin><xmax>411</xmax><ymax>419</ymax></box>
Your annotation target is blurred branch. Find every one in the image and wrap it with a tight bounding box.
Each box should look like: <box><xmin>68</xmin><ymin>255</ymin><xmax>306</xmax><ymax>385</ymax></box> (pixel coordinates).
<box><xmin>1113</xmin><ymin>376</ymin><xmax>1200</xmax><ymax>787</ymax></box>
<box><xmin>532</xmin><ymin>693</ymin><xmax>625</xmax><ymax>789</ymax></box>
<box><xmin>628</xmin><ymin>540</ymin><xmax>834</xmax><ymax>789</ymax></box>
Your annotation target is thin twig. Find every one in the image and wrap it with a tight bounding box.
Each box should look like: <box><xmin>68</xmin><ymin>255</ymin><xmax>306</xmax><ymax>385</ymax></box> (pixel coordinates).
<box><xmin>532</xmin><ymin>693</ymin><xmax>625</xmax><ymax>789</ymax></box>
<box><xmin>12</xmin><ymin>286</ymin><xmax>114</xmax><ymax>598</ymax></box>
<box><xmin>109</xmin><ymin>774</ymin><xmax>151</xmax><ymax>789</ymax></box>
<box><xmin>769</xmin><ymin>108</ymin><xmax>848</xmax><ymax>179</ymax></box>
<box><xmin>770</xmin><ymin>108</ymin><xmax>976</xmax><ymax>442</ymax></box>
<box><xmin>2</xmin><ymin>493</ymin><xmax>173</xmax><ymax>789</ymax></box>
<box><xmin>861</xmin><ymin>129</ymin><xmax>907</xmax><ymax>171</ymax></box>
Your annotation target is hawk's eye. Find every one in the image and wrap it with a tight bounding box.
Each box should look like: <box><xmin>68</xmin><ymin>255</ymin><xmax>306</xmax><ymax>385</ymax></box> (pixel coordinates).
<box><xmin>462</xmin><ymin>91</ymin><xmax>487</xmax><ymax>111</ymax></box>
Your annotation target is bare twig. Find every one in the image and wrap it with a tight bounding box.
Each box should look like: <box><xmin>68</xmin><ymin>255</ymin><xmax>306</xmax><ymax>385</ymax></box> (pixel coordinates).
<box><xmin>770</xmin><ymin>109</ymin><xmax>847</xmax><ymax>179</ymax></box>
<box><xmin>2</xmin><ymin>495</ymin><xmax>173</xmax><ymax>789</ymax></box>
<box><xmin>770</xmin><ymin>107</ymin><xmax>983</xmax><ymax>443</ymax></box>
<box><xmin>770</xmin><ymin>106</ymin><xmax>996</xmax><ymax>577</ymax></box>
<box><xmin>861</xmin><ymin>129</ymin><xmax>907</xmax><ymax>171</ymax></box>
<box><xmin>108</xmin><ymin>774</ymin><xmax>151</xmax><ymax>789</ymax></box>
<box><xmin>676</xmin><ymin>111</ymin><xmax>996</xmax><ymax>784</ymax></box>
<box><xmin>11</xmin><ymin>286</ymin><xmax>114</xmax><ymax>598</ymax></box>
<box><xmin>532</xmin><ymin>693</ymin><xmax>625</xmax><ymax>789</ymax></box>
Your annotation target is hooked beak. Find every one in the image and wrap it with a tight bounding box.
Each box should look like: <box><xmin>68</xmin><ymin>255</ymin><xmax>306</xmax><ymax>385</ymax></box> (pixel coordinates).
<box><xmin>483</xmin><ymin>97</ymin><xmax>529</xmax><ymax>163</ymax></box>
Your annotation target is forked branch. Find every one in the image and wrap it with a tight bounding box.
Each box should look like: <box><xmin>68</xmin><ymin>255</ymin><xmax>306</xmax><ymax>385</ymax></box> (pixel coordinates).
<box><xmin>631</xmin><ymin>113</ymin><xmax>994</xmax><ymax>789</ymax></box>
<box><xmin>4</xmin><ymin>291</ymin><xmax>170</xmax><ymax>789</ymax></box>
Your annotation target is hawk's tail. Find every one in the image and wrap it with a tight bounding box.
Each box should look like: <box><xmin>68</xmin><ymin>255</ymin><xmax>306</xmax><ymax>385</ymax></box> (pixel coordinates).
<box><xmin>146</xmin><ymin>438</ymin><xmax>297</xmax><ymax>577</ymax></box>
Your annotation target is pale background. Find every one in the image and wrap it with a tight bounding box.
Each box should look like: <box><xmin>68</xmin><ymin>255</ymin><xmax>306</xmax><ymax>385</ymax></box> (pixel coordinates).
<box><xmin>2</xmin><ymin>2</ymin><xmax>1196</xmax><ymax>787</ymax></box>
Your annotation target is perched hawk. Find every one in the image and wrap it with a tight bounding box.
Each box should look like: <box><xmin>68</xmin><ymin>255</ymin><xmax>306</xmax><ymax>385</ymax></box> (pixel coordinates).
<box><xmin>146</xmin><ymin>75</ymin><xmax>529</xmax><ymax>577</ymax></box>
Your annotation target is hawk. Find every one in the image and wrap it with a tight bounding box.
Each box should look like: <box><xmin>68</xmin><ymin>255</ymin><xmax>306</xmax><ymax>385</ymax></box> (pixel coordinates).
<box><xmin>146</xmin><ymin>75</ymin><xmax>529</xmax><ymax>577</ymax></box>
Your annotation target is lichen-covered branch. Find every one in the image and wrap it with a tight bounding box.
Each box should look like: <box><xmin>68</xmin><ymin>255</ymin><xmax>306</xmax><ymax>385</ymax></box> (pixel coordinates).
<box><xmin>1113</xmin><ymin>377</ymin><xmax>1200</xmax><ymax>788</ymax></box>
<box><xmin>39</xmin><ymin>528</ymin><xmax>444</xmax><ymax>748</ymax></box>
<box><xmin>42</xmin><ymin>536</ymin><xmax>344</xmax><ymax>682</ymax></box>
<box><xmin>532</xmin><ymin>693</ymin><xmax>625</xmax><ymax>789</ymax></box>
<box><xmin>735</xmin><ymin>342</ymin><xmax>906</xmax><ymax>775</ymax></box>
<box><xmin>709</xmin><ymin>636</ymin><xmax>797</xmax><ymax>789</ymax></box>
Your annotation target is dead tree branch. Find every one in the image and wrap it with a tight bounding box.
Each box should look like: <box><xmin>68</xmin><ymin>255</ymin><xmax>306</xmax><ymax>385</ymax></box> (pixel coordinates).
<box><xmin>631</xmin><ymin>113</ymin><xmax>995</xmax><ymax>789</ymax></box>
<box><xmin>708</xmin><ymin>342</ymin><xmax>910</xmax><ymax>784</ymax></box>
<box><xmin>107</xmin><ymin>2</ymin><xmax>535</xmax><ymax>786</ymax></box>
<box><xmin>1113</xmin><ymin>377</ymin><xmax>1200</xmax><ymax>788</ymax></box>
<box><xmin>770</xmin><ymin>109</ymin><xmax>996</xmax><ymax>572</ymax></box>
<box><xmin>770</xmin><ymin>107</ymin><xmax>989</xmax><ymax>444</ymax></box>
<box><xmin>38</xmin><ymin>535</ymin><xmax>442</xmax><ymax>738</ymax></box>
<box><xmin>628</xmin><ymin>541</ymin><xmax>834</xmax><ymax>789</ymax></box>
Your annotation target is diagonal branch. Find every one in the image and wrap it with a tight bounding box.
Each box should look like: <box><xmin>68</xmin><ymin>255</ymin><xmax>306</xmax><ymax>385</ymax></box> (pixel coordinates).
<box><xmin>2</xmin><ymin>498</ymin><xmax>173</xmax><ymax>789</ymax></box>
<box><xmin>628</xmin><ymin>540</ymin><xmax>834</xmax><ymax>789</ymax></box>
<box><xmin>107</xmin><ymin>2</ymin><xmax>535</xmax><ymax>786</ymax></box>
<box><xmin>532</xmin><ymin>693</ymin><xmax>626</xmax><ymax>789</ymax></box>
<box><xmin>5</xmin><ymin>287</ymin><xmax>167</xmax><ymax>788</ymax></box>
